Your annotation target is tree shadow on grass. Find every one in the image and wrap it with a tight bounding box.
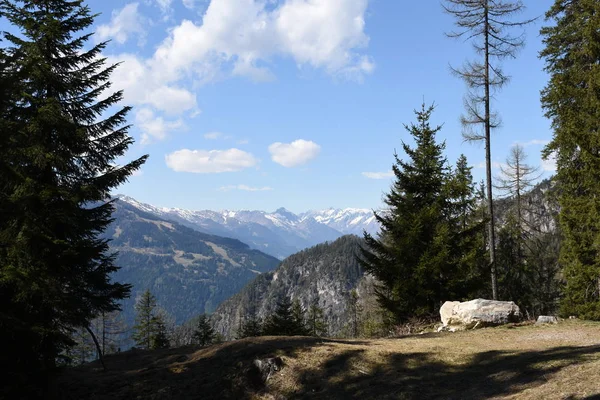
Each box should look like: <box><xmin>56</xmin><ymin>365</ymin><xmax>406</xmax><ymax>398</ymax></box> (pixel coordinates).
<box><xmin>57</xmin><ymin>336</ymin><xmax>368</xmax><ymax>400</ymax></box>
<box><xmin>290</xmin><ymin>345</ymin><xmax>600</xmax><ymax>399</ymax></box>
<box><xmin>57</xmin><ymin>337</ymin><xmax>600</xmax><ymax>400</ymax></box>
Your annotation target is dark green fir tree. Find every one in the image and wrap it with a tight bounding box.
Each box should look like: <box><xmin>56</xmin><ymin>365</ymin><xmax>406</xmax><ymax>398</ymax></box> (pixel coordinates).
<box><xmin>133</xmin><ymin>290</ymin><xmax>159</xmax><ymax>349</ymax></box>
<box><xmin>291</xmin><ymin>299</ymin><xmax>308</xmax><ymax>336</ymax></box>
<box><xmin>264</xmin><ymin>296</ymin><xmax>307</xmax><ymax>336</ymax></box>
<box><xmin>236</xmin><ymin>308</ymin><xmax>263</xmax><ymax>339</ymax></box>
<box><xmin>0</xmin><ymin>0</ymin><xmax>146</xmax><ymax>394</ymax></box>
<box><xmin>193</xmin><ymin>314</ymin><xmax>216</xmax><ymax>346</ymax></box>
<box><xmin>151</xmin><ymin>315</ymin><xmax>171</xmax><ymax>350</ymax></box>
<box><xmin>540</xmin><ymin>0</ymin><xmax>600</xmax><ymax>319</ymax></box>
<box><xmin>306</xmin><ymin>299</ymin><xmax>328</xmax><ymax>337</ymax></box>
<box><xmin>359</xmin><ymin>104</ymin><xmax>481</xmax><ymax>322</ymax></box>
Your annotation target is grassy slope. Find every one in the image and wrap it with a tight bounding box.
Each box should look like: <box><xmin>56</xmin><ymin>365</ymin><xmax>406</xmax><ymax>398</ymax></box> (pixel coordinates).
<box><xmin>58</xmin><ymin>320</ymin><xmax>600</xmax><ymax>400</ymax></box>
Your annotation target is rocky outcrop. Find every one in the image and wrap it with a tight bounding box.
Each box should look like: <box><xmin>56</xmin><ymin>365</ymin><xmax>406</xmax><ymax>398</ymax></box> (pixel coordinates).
<box><xmin>440</xmin><ymin>299</ymin><xmax>521</xmax><ymax>330</ymax></box>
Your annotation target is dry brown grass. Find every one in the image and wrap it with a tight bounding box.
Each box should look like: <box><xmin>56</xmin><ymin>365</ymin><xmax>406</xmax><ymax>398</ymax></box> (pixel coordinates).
<box><xmin>58</xmin><ymin>320</ymin><xmax>600</xmax><ymax>400</ymax></box>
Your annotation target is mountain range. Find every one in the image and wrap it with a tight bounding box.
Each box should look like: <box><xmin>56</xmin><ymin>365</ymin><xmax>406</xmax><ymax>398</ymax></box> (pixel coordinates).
<box><xmin>116</xmin><ymin>195</ymin><xmax>380</xmax><ymax>259</ymax></box>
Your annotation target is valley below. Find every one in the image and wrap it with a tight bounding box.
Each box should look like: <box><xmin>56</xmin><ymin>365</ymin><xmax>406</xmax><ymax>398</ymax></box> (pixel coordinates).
<box><xmin>59</xmin><ymin>320</ymin><xmax>600</xmax><ymax>399</ymax></box>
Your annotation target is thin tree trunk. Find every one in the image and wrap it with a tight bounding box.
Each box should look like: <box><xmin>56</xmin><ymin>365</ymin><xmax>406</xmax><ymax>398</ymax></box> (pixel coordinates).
<box><xmin>484</xmin><ymin>0</ymin><xmax>498</xmax><ymax>300</ymax></box>
<box><xmin>102</xmin><ymin>312</ymin><xmax>106</xmax><ymax>356</ymax></box>
<box><xmin>86</xmin><ymin>326</ymin><xmax>106</xmax><ymax>372</ymax></box>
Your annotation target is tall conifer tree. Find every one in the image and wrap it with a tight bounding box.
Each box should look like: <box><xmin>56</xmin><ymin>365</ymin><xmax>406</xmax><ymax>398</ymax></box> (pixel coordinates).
<box><xmin>0</xmin><ymin>1</ymin><xmax>146</xmax><ymax>389</ymax></box>
<box><xmin>359</xmin><ymin>104</ymin><xmax>465</xmax><ymax>321</ymax></box>
<box><xmin>133</xmin><ymin>290</ymin><xmax>158</xmax><ymax>349</ymax></box>
<box><xmin>193</xmin><ymin>314</ymin><xmax>216</xmax><ymax>346</ymax></box>
<box><xmin>540</xmin><ymin>0</ymin><xmax>600</xmax><ymax>319</ymax></box>
<box><xmin>444</xmin><ymin>0</ymin><xmax>535</xmax><ymax>299</ymax></box>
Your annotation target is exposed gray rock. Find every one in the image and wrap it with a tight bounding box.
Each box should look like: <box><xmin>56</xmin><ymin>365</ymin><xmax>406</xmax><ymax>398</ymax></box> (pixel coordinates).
<box><xmin>249</xmin><ymin>357</ymin><xmax>284</xmax><ymax>386</ymax></box>
<box><xmin>536</xmin><ymin>315</ymin><xmax>559</xmax><ymax>324</ymax></box>
<box><xmin>440</xmin><ymin>299</ymin><xmax>521</xmax><ymax>329</ymax></box>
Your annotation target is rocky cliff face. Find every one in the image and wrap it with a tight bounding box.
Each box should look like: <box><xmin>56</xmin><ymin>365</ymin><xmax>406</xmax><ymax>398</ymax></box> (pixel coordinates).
<box><xmin>211</xmin><ymin>235</ymin><xmax>370</xmax><ymax>339</ymax></box>
<box><xmin>494</xmin><ymin>178</ymin><xmax>559</xmax><ymax>234</ymax></box>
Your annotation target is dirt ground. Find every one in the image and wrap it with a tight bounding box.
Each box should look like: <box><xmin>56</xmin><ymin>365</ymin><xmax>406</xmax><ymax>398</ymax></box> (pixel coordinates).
<box><xmin>58</xmin><ymin>320</ymin><xmax>600</xmax><ymax>400</ymax></box>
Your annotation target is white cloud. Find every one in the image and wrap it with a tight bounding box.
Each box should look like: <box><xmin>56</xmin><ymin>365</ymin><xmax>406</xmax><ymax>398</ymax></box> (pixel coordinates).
<box><xmin>516</xmin><ymin>139</ymin><xmax>550</xmax><ymax>147</ymax></box>
<box><xmin>182</xmin><ymin>0</ymin><xmax>199</xmax><ymax>9</ymax></box>
<box><xmin>145</xmin><ymin>86</ymin><xmax>198</xmax><ymax>115</ymax></box>
<box><xmin>153</xmin><ymin>0</ymin><xmax>173</xmax><ymax>16</ymax></box>
<box><xmin>476</xmin><ymin>161</ymin><xmax>507</xmax><ymax>170</ymax></box>
<box><xmin>149</xmin><ymin>0</ymin><xmax>373</xmax><ymax>83</ymax></box>
<box><xmin>275</xmin><ymin>0</ymin><xmax>373</xmax><ymax>78</ymax></box>
<box><xmin>268</xmin><ymin>139</ymin><xmax>321</xmax><ymax>167</ymax></box>
<box><xmin>136</xmin><ymin>108</ymin><xmax>184</xmax><ymax>144</ymax></box>
<box><xmin>204</xmin><ymin>131</ymin><xmax>224</xmax><ymax>140</ymax></box>
<box><xmin>102</xmin><ymin>0</ymin><xmax>373</xmax><ymax>141</ymax></box>
<box><xmin>106</xmin><ymin>54</ymin><xmax>199</xmax><ymax>116</ymax></box>
<box><xmin>541</xmin><ymin>152</ymin><xmax>557</xmax><ymax>172</ymax></box>
<box><xmin>218</xmin><ymin>184</ymin><xmax>273</xmax><ymax>191</ymax></box>
<box><xmin>362</xmin><ymin>171</ymin><xmax>393</xmax><ymax>179</ymax></box>
<box><xmin>165</xmin><ymin>148</ymin><xmax>258</xmax><ymax>173</ymax></box>
<box><xmin>96</xmin><ymin>3</ymin><xmax>146</xmax><ymax>45</ymax></box>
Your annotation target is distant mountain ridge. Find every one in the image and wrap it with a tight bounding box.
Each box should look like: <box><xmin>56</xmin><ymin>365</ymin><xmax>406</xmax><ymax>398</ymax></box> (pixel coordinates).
<box><xmin>116</xmin><ymin>195</ymin><xmax>381</xmax><ymax>259</ymax></box>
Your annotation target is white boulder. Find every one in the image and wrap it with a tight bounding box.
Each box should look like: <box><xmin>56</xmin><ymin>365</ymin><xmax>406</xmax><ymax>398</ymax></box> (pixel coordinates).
<box><xmin>440</xmin><ymin>299</ymin><xmax>521</xmax><ymax>330</ymax></box>
<box><xmin>536</xmin><ymin>315</ymin><xmax>559</xmax><ymax>325</ymax></box>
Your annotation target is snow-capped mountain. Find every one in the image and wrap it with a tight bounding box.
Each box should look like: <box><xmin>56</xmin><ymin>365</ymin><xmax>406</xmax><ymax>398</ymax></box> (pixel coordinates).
<box><xmin>115</xmin><ymin>195</ymin><xmax>381</xmax><ymax>259</ymax></box>
<box><xmin>299</xmin><ymin>208</ymin><xmax>379</xmax><ymax>236</ymax></box>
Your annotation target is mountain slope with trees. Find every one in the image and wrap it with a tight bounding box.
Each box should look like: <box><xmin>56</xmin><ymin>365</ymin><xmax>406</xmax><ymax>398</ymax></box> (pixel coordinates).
<box><xmin>211</xmin><ymin>235</ymin><xmax>373</xmax><ymax>339</ymax></box>
<box><xmin>105</xmin><ymin>200</ymin><xmax>281</xmax><ymax>326</ymax></box>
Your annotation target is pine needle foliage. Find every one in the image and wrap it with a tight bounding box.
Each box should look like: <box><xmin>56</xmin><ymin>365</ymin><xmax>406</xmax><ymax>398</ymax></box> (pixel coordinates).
<box><xmin>0</xmin><ymin>0</ymin><xmax>146</xmax><ymax>393</ymax></box>
<box><xmin>358</xmin><ymin>104</ymin><xmax>484</xmax><ymax>323</ymax></box>
<box><xmin>193</xmin><ymin>314</ymin><xmax>216</xmax><ymax>346</ymax></box>
<box><xmin>540</xmin><ymin>0</ymin><xmax>600</xmax><ymax>319</ymax></box>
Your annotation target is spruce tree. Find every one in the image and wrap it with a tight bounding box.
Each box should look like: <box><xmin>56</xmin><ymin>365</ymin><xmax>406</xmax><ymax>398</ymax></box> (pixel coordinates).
<box><xmin>236</xmin><ymin>301</ymin><xmax>263</xmax><ymax>339</ymax></box>
<box><xmin>263</xmin><ymin>296</ymin><xmax>306</xmax><ymax>336</ymax></box>
<box><xmin>306</xmin><ymin>299</ymin><xmax>328</xmax><ymax>337</ymax></box>
<box><xmin>0</xmin><ymin>0</ymin><xmax>146</xmax><ymax>390</ymax></box>
<box><xmin>446</xmin><ymin>155</ymin><xmax>488</xmax><ymax>299</ymax></box>
<box><xmin>359</xmin><ymin>104</ymin><xmax>458</xmax><ymax>322</ymax></box>
<box><xmin>444</xmin><ymin>0</ymin><xmax>535</xmax><ymax>299</ymax></box>
<box><xmin>151</xmin><ymin>316</ymin><xmax>170</xmax><ymax>350</ymax></box>
<box><xmin>347</xmin><ymin>289</ymin><xmax>362</xmax><ymax>338</ymax></box>
<box><xmin>193</xmin><ymin>314</ymin><xmax>215</xmax><ymax>346</ymax></box>
<box><xmin>133</xmin><ymin>290</ymin><xmax>158</xmax><ymax>349</ymax></box>
<box><xmin>237</xmin><ymin>315</ymin><xmax>263</xmax><ymax>339</ymax></box>
<box><xmin>540</xmin><ymin>0</ymin><xmax>600</xmax><ymax>319</ymax></box>
<box><xmin>291</xmin><ymin>299</ymin><xmax>308</xmax><ymax>336</ymax></box>
<box><xmin>496</xmin><ymin>213</ymin><xmax>533</xmax><ymax>307</ymax></box>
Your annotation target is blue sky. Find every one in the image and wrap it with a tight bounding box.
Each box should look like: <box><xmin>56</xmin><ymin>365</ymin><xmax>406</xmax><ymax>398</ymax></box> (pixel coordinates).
<box><xmin>86</xmin><ymin>1</ymin><xmax>553</xmax><ymax>212</ymax></box>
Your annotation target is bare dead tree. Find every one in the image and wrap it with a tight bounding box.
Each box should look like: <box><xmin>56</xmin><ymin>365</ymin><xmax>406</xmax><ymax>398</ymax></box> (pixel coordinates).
<box><xmin>443</xmin><ymin>0</ymin><xmax>536</xmax><ymax>299</ymax></box>
<box><xmin>495</xmin><ymin>144</ymin><xmax>542</xmax><ymax>226</ymax></box>
<box><xmin>495</xmin><ymin>143</ymin><xmax>543</xmax><ymax>271</ymax></box>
